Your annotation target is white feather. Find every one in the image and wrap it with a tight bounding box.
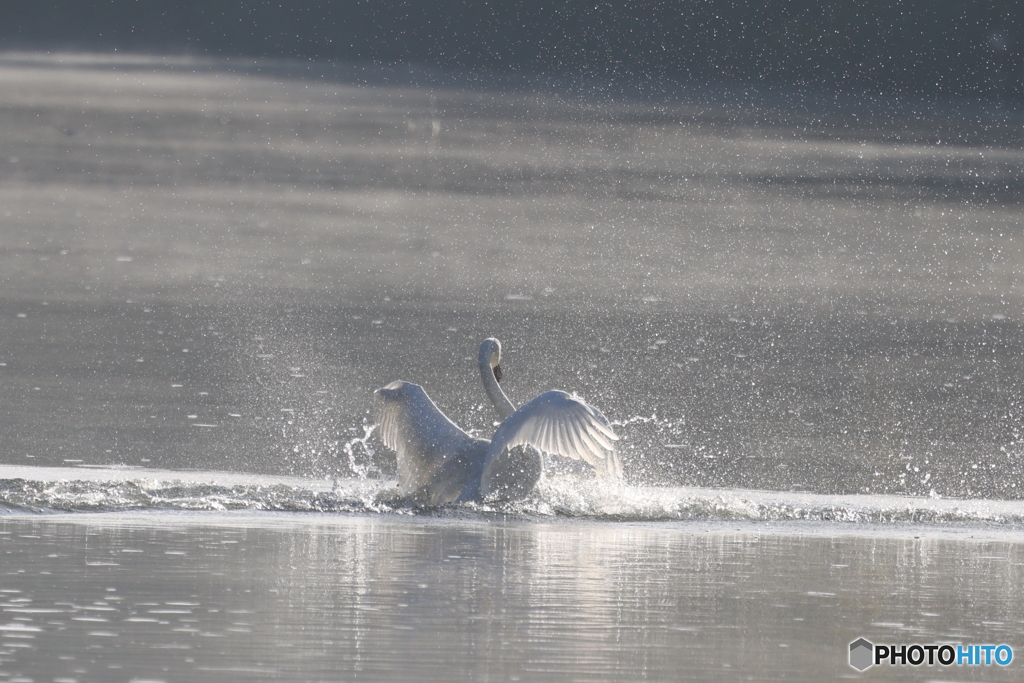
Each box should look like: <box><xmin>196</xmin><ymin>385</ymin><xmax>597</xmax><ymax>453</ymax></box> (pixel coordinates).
<box><xmin>374</xmin><ymin>339</ymin><xmax>621</xmax><ymax>504</ymax></box>
<box><xmin>374</xmin><ymin>380</ymin><xmax>487</xmax><ymax>501</ymax></box>
<box><xmin>480</xmin><ymin>391</ymin><xmax>621</xmax><ymax>498</ymax></box>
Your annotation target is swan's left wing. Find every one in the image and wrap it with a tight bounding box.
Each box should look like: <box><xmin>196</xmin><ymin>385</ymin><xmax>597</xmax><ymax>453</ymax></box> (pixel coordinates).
<box><xmin>481</xmin><ymin>390</ymin><xmax>621</xmax><ymax>498</ymax></box>
<box><xmin>374</xmin><ymin>380</ymin><xmax>478</xmax><ymax>495</ymax></box>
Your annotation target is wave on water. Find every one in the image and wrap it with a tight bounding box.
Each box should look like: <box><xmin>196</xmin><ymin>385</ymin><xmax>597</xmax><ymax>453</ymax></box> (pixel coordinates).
<box><xmin>2</xmin><ymin>464</ymin><xmax>1024</xmax><ymax>525</ymax></box>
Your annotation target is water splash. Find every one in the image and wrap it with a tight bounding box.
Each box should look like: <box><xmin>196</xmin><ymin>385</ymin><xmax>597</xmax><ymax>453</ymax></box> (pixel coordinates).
<box><xmin>3</xmin><ymin>464</ymin><xmax>1024</xmax><ymax>525</ymax></box>
<box><xmin>520</xmin><ymin>477</ymin><xmax>1024</xmax><ymax>524</ymax></box>
<box><xmin>341</xmin><ymin>423</ymin><xmax>379</xmax><ymax>480</ymax></box>
<box><xmin>610</xmin><ymin>413</ymin><xmax>660</xmax><ymax>428</ymax></box>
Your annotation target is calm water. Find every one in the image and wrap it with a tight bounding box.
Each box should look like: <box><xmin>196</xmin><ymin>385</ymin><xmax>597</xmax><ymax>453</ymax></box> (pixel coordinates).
<box><xmin>0</xmin><ymin>53</ymin><xmax>1022</xmax><ymax>681</ymax></box>
<box><xmin>2</xmin><ymin>508</ymin><xmax>1024</xmax><ymax>682</ymax></box>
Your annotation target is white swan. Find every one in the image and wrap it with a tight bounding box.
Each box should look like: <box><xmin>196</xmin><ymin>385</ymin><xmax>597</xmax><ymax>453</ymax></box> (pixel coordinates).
<box><xmin>375</xmin><ymin>338</ymin><xmax>621</xmax><ymax>504</ymax></box>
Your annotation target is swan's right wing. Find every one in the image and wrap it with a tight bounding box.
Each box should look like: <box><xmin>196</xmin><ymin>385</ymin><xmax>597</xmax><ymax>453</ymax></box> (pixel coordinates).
<box><xmin>480</xmin><ymin>390</ymin><xmax>621</xmax><ymax>499</ymax></box>
<box><xmin>374</xmin><ymin>380</ymin><xmax>477</xmax><ymax>494</ymax></box>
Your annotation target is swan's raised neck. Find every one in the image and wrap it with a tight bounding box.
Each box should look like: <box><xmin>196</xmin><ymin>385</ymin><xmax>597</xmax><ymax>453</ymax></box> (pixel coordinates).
<box><xmin>478</xmin><ymin>338</ymin><xmax>501</xmax><ymax>372</ymax></box>
<box><xmin>478</xmin><ymin>338</ymin><xmax>515</xmax><ymax>420</ymax></box>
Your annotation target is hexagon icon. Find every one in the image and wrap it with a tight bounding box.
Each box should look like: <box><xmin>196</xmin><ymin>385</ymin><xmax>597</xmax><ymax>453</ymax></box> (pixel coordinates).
<box><xmin>849</xmin><ymin>638</ymin><xmax>874</xmax><ymax>671</ymax></box>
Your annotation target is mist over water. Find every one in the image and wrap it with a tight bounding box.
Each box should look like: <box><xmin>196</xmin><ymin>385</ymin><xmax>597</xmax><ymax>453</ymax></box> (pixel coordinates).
<box><xmin>0</xmin><ymin>53</ymin><xmax>1022</xmax><ymax>683</ymax></box>
<box><xmin>0</xmin><ymin>53</ymin><xmax>1021</xmax><ymax>503</ymax></box>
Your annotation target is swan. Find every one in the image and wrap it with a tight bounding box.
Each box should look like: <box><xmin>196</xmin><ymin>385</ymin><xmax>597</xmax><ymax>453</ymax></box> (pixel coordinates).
<box><xmin>374</xmin><ymin>338</ymin><xmax>621</xmax><ymax>504</ymax></box>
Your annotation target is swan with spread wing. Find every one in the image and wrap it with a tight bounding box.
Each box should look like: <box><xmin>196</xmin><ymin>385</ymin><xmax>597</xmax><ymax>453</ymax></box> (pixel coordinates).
<box><xmin>375</xmin><ymin>338</ymin><xmax>621</xmax><ymax>504</ymax></box>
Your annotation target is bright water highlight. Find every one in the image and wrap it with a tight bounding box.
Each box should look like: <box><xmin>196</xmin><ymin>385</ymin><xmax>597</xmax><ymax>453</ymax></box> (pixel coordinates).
<box><xmin>4</xmin><ymin>465</ymin><xmax>1024</xmax><ymax>526</ymax></box>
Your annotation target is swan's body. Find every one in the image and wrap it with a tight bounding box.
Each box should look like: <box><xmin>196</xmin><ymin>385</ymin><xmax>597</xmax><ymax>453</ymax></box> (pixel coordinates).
<box><xmin>375</xmin><ymin>338</ymin><xmax>620</xmax><ymax>504</ymax></box>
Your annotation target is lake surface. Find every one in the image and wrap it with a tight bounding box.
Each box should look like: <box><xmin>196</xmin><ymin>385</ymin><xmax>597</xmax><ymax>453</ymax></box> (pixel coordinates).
<box><xmin>1</xmin><ymin>506</ymin><xmax>1023</xmax><ymax>683</ymax></box>
<box><xmin>0</xmin><ymin>52</ymin><xmax>1022</xmax><ymax>681</ymax></box>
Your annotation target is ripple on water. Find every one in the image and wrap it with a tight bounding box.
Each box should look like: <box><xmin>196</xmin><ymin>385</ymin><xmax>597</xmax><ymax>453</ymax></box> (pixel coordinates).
<box><xmin>0</xmin><ymin>464</ymin><xmax>1023</xmax><ymax>526</ymax></box>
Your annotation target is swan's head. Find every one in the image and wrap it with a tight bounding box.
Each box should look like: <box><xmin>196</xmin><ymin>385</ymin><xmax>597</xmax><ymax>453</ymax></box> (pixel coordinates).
<box><xmin>374</xmin><ymin>380</ymin><xmax>412</xmax><ymax>401</ymax></box>
<box><xmin>478</xmin><ymin>337</ymin><xmax>503</xmax><ymax>382</ymax></box>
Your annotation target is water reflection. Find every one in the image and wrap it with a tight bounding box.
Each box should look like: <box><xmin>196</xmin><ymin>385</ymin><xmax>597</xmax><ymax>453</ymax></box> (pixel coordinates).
<box><xmin>0</xmin><ymin>514</ymin><xmax>1021</xmax><ymax>682</ymax></box>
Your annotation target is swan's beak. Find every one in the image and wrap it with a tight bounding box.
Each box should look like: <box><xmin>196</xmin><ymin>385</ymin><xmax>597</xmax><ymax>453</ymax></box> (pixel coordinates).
<box><xmin>493</xmin><ymin>365</ymin><xmax>502</xmax><ymax>382</ymax></box>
